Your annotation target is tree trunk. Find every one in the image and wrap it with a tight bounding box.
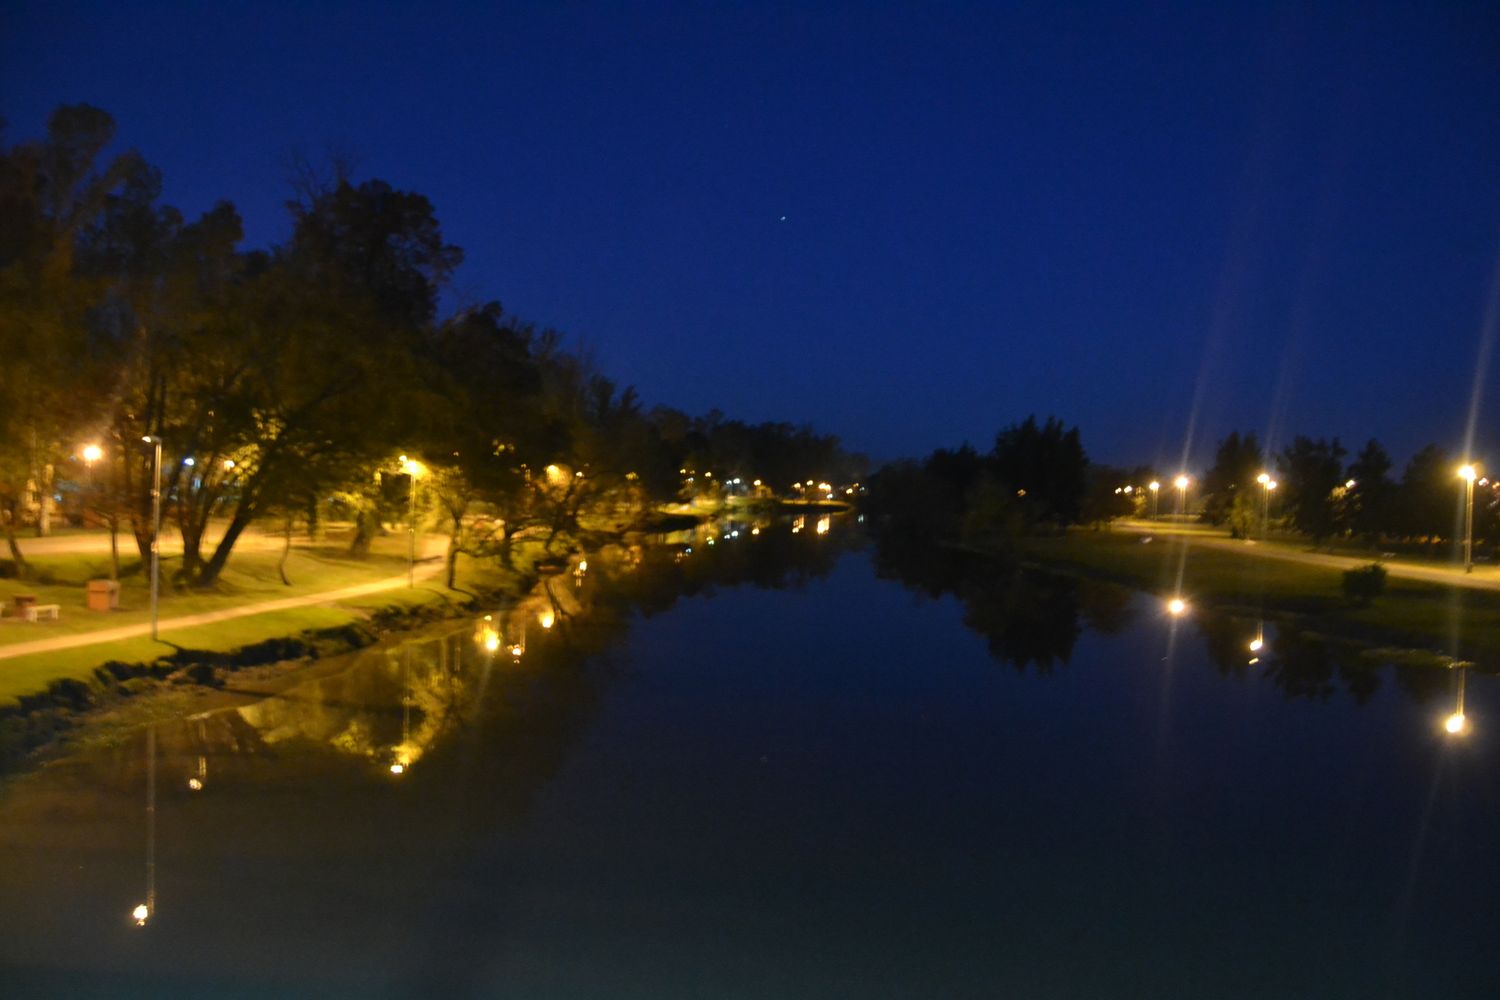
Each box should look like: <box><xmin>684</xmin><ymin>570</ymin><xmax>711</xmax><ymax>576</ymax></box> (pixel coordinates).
<box><xmin>278</xmin><ymin>514</ymin><xmax>294</xmax><ymax>586</ymax></box>
<box><xmin>195</xmin><ymin>505</ymin><xmax>255</xmax><ymax>587</ymax></box>
<box><xmin>109</xmin><ymin>518</ymin><xmax>120</xmax><ymax>581</ymax></box>
<box><xmin>348</xmin><ymin>507</ymin><xmax>375</xmax><ymax>558</ymax></box>
<box><xmin>3</xmin><ymin>505</ymin><xmax>29</xmax><ymax>578</ymax></box>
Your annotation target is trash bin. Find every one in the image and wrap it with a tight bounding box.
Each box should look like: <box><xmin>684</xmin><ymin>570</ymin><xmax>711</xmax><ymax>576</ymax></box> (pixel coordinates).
<box><xmin>86</xmin><ymin>579</ymin><xmax>120</xmax><ymax>611</ymax></box>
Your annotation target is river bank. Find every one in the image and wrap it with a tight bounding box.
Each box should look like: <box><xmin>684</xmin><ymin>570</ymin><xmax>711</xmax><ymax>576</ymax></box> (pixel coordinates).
<box><xmin>1004</xmin><ymin>530</ymin><xmax>1499</xmax><ymax>670</ymax></box>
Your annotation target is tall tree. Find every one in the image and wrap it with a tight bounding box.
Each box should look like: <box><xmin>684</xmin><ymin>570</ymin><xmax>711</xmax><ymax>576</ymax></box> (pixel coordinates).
<box><xmin>1345</xmin><ymin>439</ymin><xmax>1396</xmax><ymax>541</ymax></box>
<box><xmin>1201</xmin><ymin>431</ymin><xmax>1264</xmax><ymax>529</ymax></box>
<box><xmin>1276</xmin><ymin>436</ymin><xmax>1346</xmax><ymax>543</ymax></box>
<box><xmin>988</xmin><ymin>416</ymin><xmax>1087</xmax><ymax>530</ymax></box>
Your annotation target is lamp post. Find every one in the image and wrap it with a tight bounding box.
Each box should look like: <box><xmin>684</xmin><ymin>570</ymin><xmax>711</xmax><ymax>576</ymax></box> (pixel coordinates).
<box><xmin>1256</xmin><ymin>472</ymin><xmax>1278</xmax><ymax>540</ymax></box>
<box><xmin>1148</xmin><ymin>480</ymin><xmax>1160</xmax><ymax>520</ymax></box>
<box><xmin>400</xmin><ymin>456</ymin><xmax>425</xmax><ymax>587</ymax></box>
<box><xmin>141</xmin><ymin>436</ymin><xmax>162</xmax><ymax>640</ymax></box>
<box><xmin>1173</xmin><ymin>475</ymin><xmax>1190</xmax><ymax>518</ymax></box>
<box><xmin>1459</xmin><ymin>464</ymin><xmax>1478</xmax><ymax>573</ymax></box>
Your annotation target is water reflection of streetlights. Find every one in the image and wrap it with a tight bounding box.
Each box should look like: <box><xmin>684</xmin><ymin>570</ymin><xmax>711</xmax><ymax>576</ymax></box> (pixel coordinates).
<box><xmin>1444</xmin><ymin>663</ymin><xmax>1470</xmax><ymax>736</ymax></box>
<box><xmin>132</xmin><ymin>726</ymin><xmax>157</xmax><ymax>926</ymax></box>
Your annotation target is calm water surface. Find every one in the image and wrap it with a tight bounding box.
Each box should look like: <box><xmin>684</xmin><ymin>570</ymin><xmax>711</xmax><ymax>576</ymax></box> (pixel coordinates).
<box><xmin>1</xmin><ymin>522</ymin><xmax>1496</xmax><ymax>998</ymax></box>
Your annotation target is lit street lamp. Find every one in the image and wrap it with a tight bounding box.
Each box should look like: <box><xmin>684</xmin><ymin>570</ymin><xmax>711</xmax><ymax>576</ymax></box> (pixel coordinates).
<box><xmin>1148</xmin><ymin>480</ymin><xmax>1160</xmax><ymax>520</ymax></box>
<box><xmin>141</xmin><ymin>436</ymin><xmax>162</xmax><ymax>640</ymax></box>
<box><xmin>1256</xmin><ymin>472</ymin><xmax>1278</xmax><ymax>539</ymax></box>
<box><xmin>1173</xmin><ymin>475</ymin><xmax>1190</xmax><ymax>517</ymax></box>
<box><xmin>1459</xmin><ymin>464</ymin><xmax>1478</xmax><ymax>573</ymax></box>
<box><xmin>400</xmin><ymin>456</ymin><xmax>426</xmax><ymax>587</ymax></box>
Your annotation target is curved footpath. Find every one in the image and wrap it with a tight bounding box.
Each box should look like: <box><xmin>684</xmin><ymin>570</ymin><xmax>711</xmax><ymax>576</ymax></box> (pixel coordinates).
<box><xmin>0</xmin><ymin>562</ymin><xmax>445</xmax><ymax>662</ymax></box>
<box><xmin>1116</xmin><ymin>519</ymin><xmax>1500</xmax><ymax>592</ymax></box>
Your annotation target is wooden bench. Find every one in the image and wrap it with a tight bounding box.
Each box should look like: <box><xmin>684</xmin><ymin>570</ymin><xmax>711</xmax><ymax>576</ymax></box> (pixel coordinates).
<box><xmin>22</xmin><ymin>604</ymin><xmax>60</xmax><ymax>622</ymax></box>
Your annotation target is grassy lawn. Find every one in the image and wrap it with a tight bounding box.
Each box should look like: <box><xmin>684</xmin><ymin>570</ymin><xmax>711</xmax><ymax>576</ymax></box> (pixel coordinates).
<box><xmin>0</xmin><ymin>533</ymin><xmax>518</xmax><ymax>706</ymax></box>
<box><xmin>1015</xmin><ymin>531</ymin><xmax>1500</xmax><ymax>663</ymax></box>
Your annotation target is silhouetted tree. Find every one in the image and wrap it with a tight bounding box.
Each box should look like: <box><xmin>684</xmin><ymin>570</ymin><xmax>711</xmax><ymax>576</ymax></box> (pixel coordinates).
<box><xmin>1276</xmin><ymin>436</ymin><xmax>1346</xmax><ymax>543</ymax></box>
<box><xmin>987</xmin><ymin>415</ymin><xmax>1087</xmax><ymax>530</ymax></box>
<box><xmin>1201</xmin><ymin>431</ymin><xmax>1263</xmax><ymax>530</ymax></box>
<box><xmin>1345</xmin><ymin>439</ymin><xmax>1396</xmax><ymax>541</ymax></box>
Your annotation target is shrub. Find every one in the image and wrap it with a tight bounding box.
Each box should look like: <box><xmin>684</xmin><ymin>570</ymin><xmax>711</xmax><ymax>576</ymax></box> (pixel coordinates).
<box><xmin>1342</xmin><ymin>562</ymin><xmax>1387</xmax><ymax>606</ymax></box>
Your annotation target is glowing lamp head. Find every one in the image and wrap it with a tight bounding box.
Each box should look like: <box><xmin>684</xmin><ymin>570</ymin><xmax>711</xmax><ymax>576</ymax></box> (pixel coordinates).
<box><xmin>1345</xmin><ymin>479</ymin><xmax>1356</xmax><ymax>489</ymax></box>
<box><xmin>1266</xmin><ymin>480</ymin><xmax>1278</xmax><ymax>491</ymax></box>
<box><xmin>1444</xmin><ymin>712</ymin><xmax>1468</xmax><ymax>735</ymax></box>
<box><xmin>401</xmin><ymin>457</ymin><xmax>426</xmax><ymax>477</ymax></box>
<box><xmin>1174</xmin><ymin>475</ymin><xmax>1190</xmax><ymax>490</ymax></box>
<box><xmin>483</xmin><ymin>632</ymin><xmax>500</xmax><ymax>653</ymax></box>
<box><xmin>1248</xmin><ymin>637</ymin><xmax>1264</xmax><ymax>652</ymax></box>
<box><xmin>1167</xmin><ymin>597</ymin><xmax>1188</xmax><ymax>617</ymax></box>
<box><xmin>1257</xmin><ymin>473</ymin><xmax>1270</xmax><ymax>485</ymax></box>
<box><xmin>132</xmin><ymin>903</ymin><xmax>150</xmax><ymax>925</ymax></box>
<box><xmin>1459</xmin><ymin>464</ymin><xmax>1478</xmax><ymax>482</ymax></box>
<box><xmin>389</xmin><ymin>762</ymin><xmax>406</xmax><ymax>775</ymax></box>
<box><xmin>81</xmin><ymin>444</ymin><xmax>103</xmax><ymax>464</ymax></box>
<box><xmin>1148</xmin><ymin>481</ymin><xmax>1160</xmax><ymax>492</ymax></box>
<box><xmin>539</xmin><ymin>609</ymin><xmax>555</xmax><ymax>629</ymax></box>
<box><xmin>187</xmin><ymin>777</ymin><xmax>203</xmax><ymax>791</ymax></box>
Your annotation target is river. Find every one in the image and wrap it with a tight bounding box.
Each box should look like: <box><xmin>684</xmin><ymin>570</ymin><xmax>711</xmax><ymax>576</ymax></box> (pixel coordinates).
<box><xmin>0</xmin><ymin>517</ymin><xmax>1495</xmax><ymax>998</ymax></box>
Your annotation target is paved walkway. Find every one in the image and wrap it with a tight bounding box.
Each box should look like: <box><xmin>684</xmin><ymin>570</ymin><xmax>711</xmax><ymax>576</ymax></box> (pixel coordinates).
<box><xmin>0</xmin><ymin>561</ymin><xmax>445</xmax><ymax>662</ymax></box>
<box><xmin>1116</xmin><ymin>519</ymin><xmax>1500</xmax><ymax>592</ymax></box>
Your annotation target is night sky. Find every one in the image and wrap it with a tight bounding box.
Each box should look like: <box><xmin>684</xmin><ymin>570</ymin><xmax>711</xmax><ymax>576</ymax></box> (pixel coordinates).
<box><xmin>5</xmin><ymin>2</ymin><xmax>1500</xmax><ymax>471</ymax></box>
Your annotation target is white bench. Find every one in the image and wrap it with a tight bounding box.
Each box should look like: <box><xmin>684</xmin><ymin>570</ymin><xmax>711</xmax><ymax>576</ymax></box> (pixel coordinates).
<box><xmin>22</xmin><ymin>604</ymin><xmax>60</xmax><ymax>622</ymax></box>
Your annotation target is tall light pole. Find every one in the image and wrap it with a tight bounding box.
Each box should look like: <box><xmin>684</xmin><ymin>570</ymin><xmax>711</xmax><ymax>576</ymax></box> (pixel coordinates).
<box><xmin>401</xmin><ymin>456</ymin><xmax>425</xmax><ymax>587</ymax></box>
<box><xmin>1173</xmin><ymin>475</ymin><xmax>1190</xmax><ymax>518</ymax></box>
<box><xmin>1148</xmin><ymin>480</ymin><xmax>1160</xmax><ymax>519</ymax></box>
<box><xmin>1459</xmin><ymin>464</ymin><xmax>1478</xmax><ymax>573</ymax></box>
<box><xmin>141</xmin><ymin>436</ymin><xmax>162</xmax><ymax>640</ymax></box>
<box><xmin>1256</xmin><ymin>472</ymin><xmax>1278</xmax><ymax>539</ymax></box>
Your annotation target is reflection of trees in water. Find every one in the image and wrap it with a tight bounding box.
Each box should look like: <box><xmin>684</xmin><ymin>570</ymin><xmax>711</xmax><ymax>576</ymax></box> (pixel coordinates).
<box><xmin>870</xmin><ymin>528</ymin><xmax>1136</xmax><ymax>672</ymax></box>
<box><xmin>169</xmin><ymin>519</ymin><xmax>861</xmax><ymax>815</ymax></box>
<box><xmin>873</xmin><ymin>527</ymin><xmax>1473</xmax><ymax>711</ymax></box>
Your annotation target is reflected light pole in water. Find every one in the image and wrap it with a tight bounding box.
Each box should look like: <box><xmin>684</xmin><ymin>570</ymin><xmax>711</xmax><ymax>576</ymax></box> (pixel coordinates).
<box><xmin>1459</xmin><ymin>464</ymin><xmax>1478</xmax><ymax>573</ymax></box>
<box><xmin>1445</xmin><ymin>664</ymin><xmax>1470</xmax><ymax>735</ymax></box>
<box><xmin>133</xmin><ymin>726</ymin><xmax>157</xmax><ymax>926</ymax></box>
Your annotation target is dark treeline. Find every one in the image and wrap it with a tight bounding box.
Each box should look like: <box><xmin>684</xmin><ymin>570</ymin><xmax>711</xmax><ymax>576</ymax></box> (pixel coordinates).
<box><xmin>0</xmin><ymin>106</ymin><xmax>862</xmax><ymax>587</ymax></box>
<box><xmin>1196</xmin><ymin>432</ymin><xmax>1488</xmax><ymax>548</ymax></box>
<box><xmin>864</xmin><ymin>415</ymin><xmax>1098</xmax><ymax>544</ymax></box>
<box><xmin>865</xmin><ymin>412</ymin><xmax>1490</xmax><ymax>555</ymax></box>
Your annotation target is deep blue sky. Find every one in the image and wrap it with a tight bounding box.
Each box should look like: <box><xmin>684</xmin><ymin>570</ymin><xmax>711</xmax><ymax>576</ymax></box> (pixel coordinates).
<box><xmin>5</xmin><ymin>2</ymin><xmax>1500</xmax><ymax>471</ymax></box>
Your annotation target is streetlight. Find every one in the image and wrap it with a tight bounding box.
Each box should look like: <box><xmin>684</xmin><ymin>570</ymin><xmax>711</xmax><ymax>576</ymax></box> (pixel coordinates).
<box><xmin>1148</xmin><ymin>480</ymin><xmax>1160</xmax><ymax>519</ymax></box>
<box><xmin>400</xmin><ymin>456</ymin><xmax>426</xmax><ymax>587</ymax></box>
<box><xmin>141</xmin><ymin>436</ymin><xmax>162</xmax><ymax>640</ymax></box>
<box><xmin>1256</xmin><ymin>472</ymin><xmax>1278</xmax><ymax>539</ymax></box>
<box><xmin>1173</xmin><ymin>475</ymin><xmax>1190</xmax><ymax>517</ymax></box>
<box><xmin>1459</xmin><ymin>464</ymin><xmax>1478</xmax><ymax>573</ymax></box>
